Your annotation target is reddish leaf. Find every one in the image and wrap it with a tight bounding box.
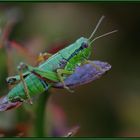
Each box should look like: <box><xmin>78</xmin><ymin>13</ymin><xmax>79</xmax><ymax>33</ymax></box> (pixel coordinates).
<box><xmin>48</xmin><ymin>41</ymin><xmax>69</xmax><ymax>54</ymax></box>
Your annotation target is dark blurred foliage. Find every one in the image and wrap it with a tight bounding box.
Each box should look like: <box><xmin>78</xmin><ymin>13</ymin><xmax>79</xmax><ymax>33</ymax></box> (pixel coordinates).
<box><xmin>0</xmin><ymin>3</ymin><xmax>140</xmax><ymax>137</ymax></box>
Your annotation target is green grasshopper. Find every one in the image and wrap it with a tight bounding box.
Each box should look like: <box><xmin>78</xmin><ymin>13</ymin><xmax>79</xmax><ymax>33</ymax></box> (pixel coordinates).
<box><xmin>2</xmin><ymin>16</ymin><xmax>117</xmax><ymax>107</ymax></box>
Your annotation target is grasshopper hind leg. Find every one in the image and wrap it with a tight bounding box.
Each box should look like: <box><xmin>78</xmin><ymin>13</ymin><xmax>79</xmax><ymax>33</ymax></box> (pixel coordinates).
<box><xmin>16</xmin><ymin>62</ymin><xmax>74</xmax><ymax>93</ymax></box>
<box><xmin>17</xmin><ymin>62</ymin><xmax>33</xmax><ymax>105</ymax></box>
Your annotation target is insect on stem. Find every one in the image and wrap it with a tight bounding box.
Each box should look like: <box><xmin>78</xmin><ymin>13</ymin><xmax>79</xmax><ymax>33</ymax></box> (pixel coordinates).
<box><xmin>88</xmin><ymin>15</ymin><xmax>105</xmax><ymax>40</ymax></box>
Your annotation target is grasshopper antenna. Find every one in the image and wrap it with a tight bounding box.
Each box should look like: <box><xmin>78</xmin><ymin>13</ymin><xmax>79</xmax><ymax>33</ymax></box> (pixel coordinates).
<box><xmin>90</xmin><ymin>29</ymin><xmax>118</xmax><ymax>45</ymax></box>
<box><xmin>88</xmin><ymin>15</ymin><xmax>105</xmax><ymax>40</ymax></box>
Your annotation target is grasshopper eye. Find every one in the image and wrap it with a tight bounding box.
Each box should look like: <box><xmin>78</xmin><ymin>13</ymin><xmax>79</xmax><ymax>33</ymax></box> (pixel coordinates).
<box><xmin>81</xmin><ymin>42</ymin><xmax>88</xmax><ymax>49</ymax></box>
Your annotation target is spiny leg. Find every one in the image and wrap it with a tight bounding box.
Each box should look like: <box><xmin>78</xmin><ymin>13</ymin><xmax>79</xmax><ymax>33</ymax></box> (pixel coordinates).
<box><xmin>56</xmin><ymin>69</ymin><xmax>74</xmax><ymax>93</ymax></box>
<box><xmin>18</xmin><ymin>62</ymin><xmax>74</xmax><ymax>93</ymax></box>
<box><xmin>17</xmin><ymin>63</ymin><xmax>33</xmax><ymax>105</ymax></box>
<box><xmin>24</xmin><ymin>63</ymin><xmax>74</xmax><ymax>92</ymax></box>
<box><xmin>23</xmin><ymin>63</ymin><xmax>59</xmax><ymax>82</ymax></box>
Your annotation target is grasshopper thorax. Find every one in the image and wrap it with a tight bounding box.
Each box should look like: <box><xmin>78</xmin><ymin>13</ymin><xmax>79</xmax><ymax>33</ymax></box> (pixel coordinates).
<box><xmin>63</xmin><ymin>37</ymin><xmax>92</xmax><ymax>71</ymax></box>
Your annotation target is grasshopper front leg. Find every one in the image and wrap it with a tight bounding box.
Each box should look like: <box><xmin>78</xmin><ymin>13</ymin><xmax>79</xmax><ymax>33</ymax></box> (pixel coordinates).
<box><xmin>56</xmin><ymin>69</ymin><xmax>74</xmax><ymax>92</ymax></box>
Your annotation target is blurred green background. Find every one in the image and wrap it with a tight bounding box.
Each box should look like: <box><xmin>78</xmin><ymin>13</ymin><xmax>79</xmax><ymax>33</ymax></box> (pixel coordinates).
<box><xmin>0</xmin><ymin>3</ymin><xmax>140</xmax><ymax>137</ymax></box>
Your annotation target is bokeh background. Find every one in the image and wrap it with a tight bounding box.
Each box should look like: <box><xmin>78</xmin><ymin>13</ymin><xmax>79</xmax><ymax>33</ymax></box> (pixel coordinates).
<box><xmin>0</xmin><ymin>3</ymin><xmax>140</xmax><ymax>137</ymax></box>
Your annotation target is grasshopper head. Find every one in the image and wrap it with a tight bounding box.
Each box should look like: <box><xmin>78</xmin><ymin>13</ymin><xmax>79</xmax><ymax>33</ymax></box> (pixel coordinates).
<box><xmin>64</xmin><ymin>16</ymin><xmax>117</xmax><ymax>62</ymax></box>
<box><xmin>74</xmin><ymin>15</ymin><xmax>118</xmax><ymax>59</ymax></box>
<box><xmin>73</xmin><ymin>37</ymin><xmax>92</xmax><ymax>59</ymax></box>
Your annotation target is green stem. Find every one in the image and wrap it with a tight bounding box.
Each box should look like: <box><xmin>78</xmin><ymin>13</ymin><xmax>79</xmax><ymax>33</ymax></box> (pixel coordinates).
<box><xmin>35</xmin><ymin>91</ymin><xmax>50</xmax><ymax>137</ymax></box>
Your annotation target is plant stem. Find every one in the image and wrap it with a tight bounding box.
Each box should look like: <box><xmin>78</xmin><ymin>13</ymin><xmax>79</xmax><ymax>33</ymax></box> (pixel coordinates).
<box><xmin>35</xmin><ymin>91</ymin><xmax>50</xmax><ymax>137</ymax></box>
